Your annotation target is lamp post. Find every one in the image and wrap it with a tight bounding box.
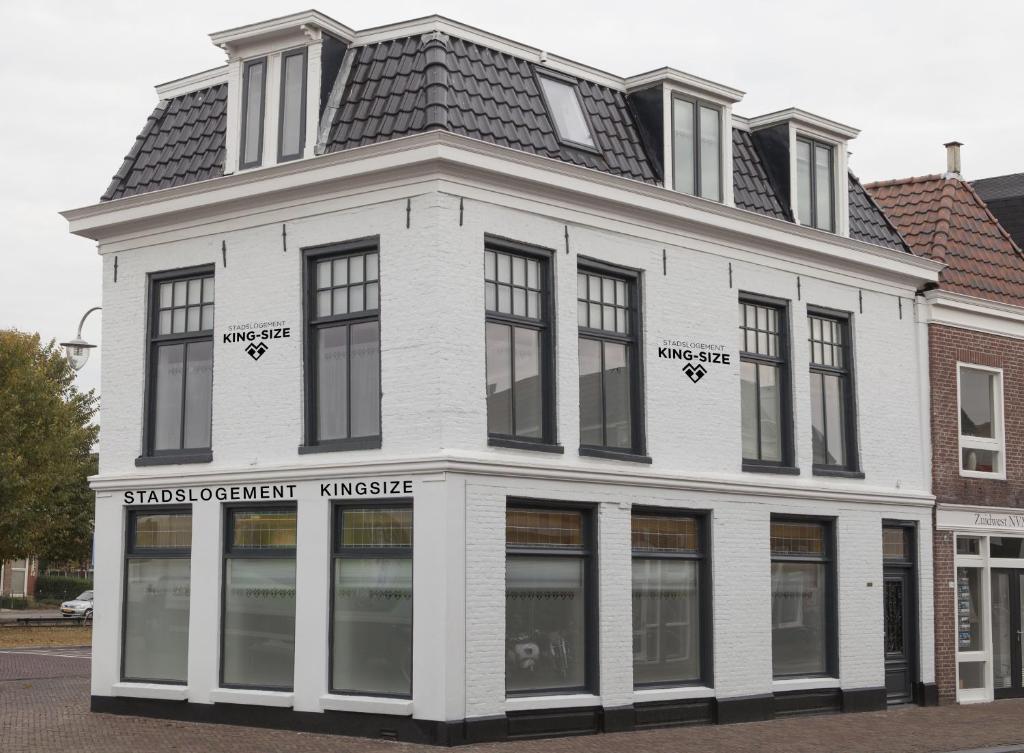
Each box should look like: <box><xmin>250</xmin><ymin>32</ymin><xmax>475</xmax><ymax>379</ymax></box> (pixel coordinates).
<box><xmin>60</xmin><ymin>306</ymin><xmax>101</xmax><ymax>371</ymax></box>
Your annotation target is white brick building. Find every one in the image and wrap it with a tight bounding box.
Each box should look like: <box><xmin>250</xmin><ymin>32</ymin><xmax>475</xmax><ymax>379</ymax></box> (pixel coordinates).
<box><xmin>63</xmin><ymin>10</ymin><xmax>944</xmax><ymax>744</ymax></box>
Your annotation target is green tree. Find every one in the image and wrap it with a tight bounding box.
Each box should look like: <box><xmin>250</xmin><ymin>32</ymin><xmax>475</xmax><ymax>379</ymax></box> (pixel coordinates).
<box><xmin>0</xmin><ymin>330</ymin><xmax>98</xmax><ymax>563</ymax></box>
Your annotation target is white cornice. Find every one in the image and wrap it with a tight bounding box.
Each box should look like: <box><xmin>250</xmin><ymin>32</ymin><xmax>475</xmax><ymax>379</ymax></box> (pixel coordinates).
<box><xmin>61</xmin><ymin>131</ymin><xmax>942</xmax><ymax>288</ymax></box>
<box><xmin>87</xmin><ymin>452</ymin><xmax>934</xmax><ymax>508</ymax></box>
<box><xmin>919</xmin><ymin>288</ymin><xmax>1024</xmax><ymax>340</ymax></box>
<box><xmin>209</xmin><ymin>9</ymin><xmax>355</xmax><ymax>49</ymax></box>
<box><xmin>747</xmin><ymin>107</ymin><xmax>860</xmax><ymax>141</ymax></box>
<box><xmin>624</xmin><ymin>67</ymin><xmax>744</xmax><ymax>103</ymax></box>
<box><xmin>155</xmin><ymin>65</ymin><xmax>228</xmax><ymax>99</ymax></box>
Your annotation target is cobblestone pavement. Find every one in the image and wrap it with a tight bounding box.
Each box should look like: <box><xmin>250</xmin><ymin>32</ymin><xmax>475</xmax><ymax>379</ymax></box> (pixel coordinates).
<box><xmin>2</xmin><ymin>649</ymin><xmax>1024</xmax><ymax>753</ymax></box>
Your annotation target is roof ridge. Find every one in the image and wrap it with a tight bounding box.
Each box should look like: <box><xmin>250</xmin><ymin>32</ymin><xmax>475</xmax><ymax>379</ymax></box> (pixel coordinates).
<box><xmin>863</xmin><ymin>173</ymin><xmax>944</xmax><ymax>190</ymax></box>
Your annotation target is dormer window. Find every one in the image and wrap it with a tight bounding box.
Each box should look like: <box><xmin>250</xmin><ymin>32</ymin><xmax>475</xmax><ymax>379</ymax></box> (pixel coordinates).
<box><xmin>538</xmin><ymin>73</ymin><xmax>596</xmax><ymax>149</ymax></box>
<box><xmin>672</xmin><ymin>95</ymin><xmax>721</xmax><ymax>201</ymax></box>
<box><xmin>796</xmin><ymin>136</ymin><xmax>835</xmax><ymax>231</ymax></box>
<box><xmin>240</xmin><ymin>58</ymin><xmax>267</xmax><ymax>169</ymax></box>
<box><xmin>278</xmin><ymin>48</ymin><xmax>307</xmax><ymax>162</ymax></box>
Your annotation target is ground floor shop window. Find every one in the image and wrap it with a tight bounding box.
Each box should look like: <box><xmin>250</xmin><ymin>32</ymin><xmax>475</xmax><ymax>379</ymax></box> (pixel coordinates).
<box><xmin>221</xmin><ymin>507</ymin><xmax>296</xmax><ymax>690</ymax></box>
<box><xmin>631</xmin><ymin>511</ymin><xmax>706</xmax><ymax>686</ymax></box>
<box><xmin>770</xmin><ymin>518</ymin><xmax>835</xmax><ymax>678</ymax></box>
<box><xmin>505</xmin><ymin>505</ymin><xmax>593</xmax><ymax>695</ymax></box>
<box><xmin>123</xmin><ymin>510</ymin><xmax>192</xmax><ymax>683</ymax></box>
<box><xmin>331</xmin><ymin>504</ymin><xmax>413</xmax><ymax>697</ymax></box>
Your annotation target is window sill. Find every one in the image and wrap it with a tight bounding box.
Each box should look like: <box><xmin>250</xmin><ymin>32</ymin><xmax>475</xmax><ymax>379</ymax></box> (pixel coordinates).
<box><xmin>298</xmin><ymin>437</ymin><xmax>382</xmax><ymax>454</ymax></box>
<box><xmin>135</xmin><ymin>452</ymin><xmax>212</xmax><ymax>467</ymax></box>
<box><xmin>319</xmin><ymin>694</ymin><xmax>413</xmax><ymax>716</ymax></box>
<box><xmin>488</xmin><ymin>437</ymin><xmax>564</xmax><ymax>454</ymax></box>
<box><xmin>505</xmin><ymin>693</ymin><xmax>601</xmax><ymax>712</ymax></box>
<box><xmin>209</xmin><ymin>688</ymin><xmax>293</xmax><ymax>707</ymax></box>
<box><xmin>112</xmin><ymin>682</ymin><xmax>188</xmax><ymax>701</ymax></box>
<box><xmin>812</xmin><ymin>467</ymin><xmax>865</xmax><ymax>479</ymax></box>
<box><xmin>742</xmin><ymin>462</ymin><xmax>799</xmax><ymax>475</ymax></box>
<box><xmin>959</xmin><ymin>470</ymin><xmax>1007</xmax><ymax>481</ymax></box>
<box><xmin>579</xmin><ymin>447</ymin><xmax>652</xmax><ymax>464</ymax></box>
<box><xmin>633</xmin><ymin>685</ymin><xmax>714</xmax><ymax>703</ymax></box>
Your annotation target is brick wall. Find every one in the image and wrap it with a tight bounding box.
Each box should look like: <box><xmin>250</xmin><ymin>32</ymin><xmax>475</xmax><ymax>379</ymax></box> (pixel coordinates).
<box><xmin>930</xmin><ymin>323</ymin><xmax>1024</xmax><ymax>506</ymax></box>
<box><xmin>929</xmin><ymin>323</ymin><xmax>1024</xmax><ymax>704</ymax></box>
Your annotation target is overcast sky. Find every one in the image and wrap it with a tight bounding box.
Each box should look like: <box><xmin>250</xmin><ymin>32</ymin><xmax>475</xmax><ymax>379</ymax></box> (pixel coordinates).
<box><xmin>2</xmin><ymin>0</ymin><xmax>1021</xmax><ymax>398</ymax></box>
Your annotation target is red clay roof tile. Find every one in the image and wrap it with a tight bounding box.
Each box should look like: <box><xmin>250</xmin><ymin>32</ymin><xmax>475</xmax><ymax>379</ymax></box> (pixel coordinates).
<box><xmin>865</xmin><ymin>174</ymin><xmax>1024</xmax><ymax>306</ymax></box>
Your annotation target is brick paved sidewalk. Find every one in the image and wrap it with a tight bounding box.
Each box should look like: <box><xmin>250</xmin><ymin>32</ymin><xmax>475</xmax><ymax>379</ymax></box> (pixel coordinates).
<box><xmin>2</xmin><ymin>650</ymin><xmax>1024</xmax><ymax>753</ymax></box>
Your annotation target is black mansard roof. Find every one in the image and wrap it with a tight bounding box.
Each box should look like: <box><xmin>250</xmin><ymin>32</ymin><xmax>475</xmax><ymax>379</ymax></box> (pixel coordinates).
<box><xmin>100</xmin><ymin>31</ymin><xmax>905</xmax><ymax>252</ymax></box>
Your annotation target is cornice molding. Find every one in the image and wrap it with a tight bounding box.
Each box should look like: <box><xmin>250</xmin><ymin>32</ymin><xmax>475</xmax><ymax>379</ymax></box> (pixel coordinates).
<box><xmin>747</xmin><ymin>107</ymin><xmax>860</xmax><ymax>141</ymax></box>
<box><xmin>920</xmin><ymin>289</ymin><xmax>1024</xmax><ymax>340</ymax></box>
<box><xmin>155</xmin><ymin>66</ymin><xmax>229</xmax><ymax>99</ymax></box>
<box><xmin>61</xmin><ymin>131</ymin><xmax>943</xmax><ymax>289</ymax></box>
<box><xmin>89</xmin><ymin>452</ymin><xmax>934</xmax><ymax>508</ymax></box>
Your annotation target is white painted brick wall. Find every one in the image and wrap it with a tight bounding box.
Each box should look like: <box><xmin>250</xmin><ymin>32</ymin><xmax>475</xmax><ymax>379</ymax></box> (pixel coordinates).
<box><xmin>93</xmin><ymin>184</ymin><xmax>935</xmax><ymax>720</ymax></box>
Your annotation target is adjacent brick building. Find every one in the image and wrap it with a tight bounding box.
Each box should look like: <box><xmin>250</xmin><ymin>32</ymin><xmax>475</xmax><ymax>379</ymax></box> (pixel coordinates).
<box><xmin>869</xmin><ymin>149</ymin><xmax>1024</xmax><ymax>705</ymax></box>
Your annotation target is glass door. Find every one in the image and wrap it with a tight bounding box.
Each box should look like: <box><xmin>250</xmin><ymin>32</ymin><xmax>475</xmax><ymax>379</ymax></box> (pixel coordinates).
<box><xmin>991</xmin><ymin>569</ymin><xmax>1024</xmax><ymax>698</ymax></box>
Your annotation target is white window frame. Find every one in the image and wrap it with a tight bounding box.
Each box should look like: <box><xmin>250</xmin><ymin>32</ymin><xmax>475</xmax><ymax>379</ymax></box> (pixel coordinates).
<box><xmin>957</xmin><ymin>363</ymin><xmax>1006</xmax><ymax>480</ymax></box>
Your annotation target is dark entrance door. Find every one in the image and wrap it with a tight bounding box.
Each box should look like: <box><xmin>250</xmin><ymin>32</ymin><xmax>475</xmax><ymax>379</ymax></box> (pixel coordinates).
<box><xmin>883</xmin><ymin>525</ymin><xmax>917</xmax><ymax>705</ymax></box>
<box><xmin>991</xmin><ymin>569</ymin><xmax>1024</xmax><ymax>698</ymax></box>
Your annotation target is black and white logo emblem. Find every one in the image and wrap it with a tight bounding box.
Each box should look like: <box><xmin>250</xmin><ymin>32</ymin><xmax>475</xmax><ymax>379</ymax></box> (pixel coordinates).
<box><xmin>245</xmin><ymin>342</ymin><xmax>268</xmax><ymax>361</ymax></box>
<box><xmin>682</xmin><ymin>363</ymin><xmax>707</xmax><ymax>383</ymax></box>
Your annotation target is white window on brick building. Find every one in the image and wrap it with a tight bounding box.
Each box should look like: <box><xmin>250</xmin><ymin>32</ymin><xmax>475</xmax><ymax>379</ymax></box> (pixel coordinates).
<box><xmin>958</xmin><ymin>364</ymin><xmax>1005</xmax><ymax>479</ymax></box>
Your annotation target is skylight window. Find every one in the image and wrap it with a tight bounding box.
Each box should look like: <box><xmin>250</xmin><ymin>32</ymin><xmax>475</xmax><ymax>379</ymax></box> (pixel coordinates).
<box><xmin>538</xmin><ymin>74</ymin><xmax>596</xmax><ymax>149</ymax></box>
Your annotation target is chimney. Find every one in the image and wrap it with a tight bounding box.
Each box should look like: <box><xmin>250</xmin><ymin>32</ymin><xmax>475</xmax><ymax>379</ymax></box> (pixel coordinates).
<box><xmin>944</xmin><ymin>141</ymin><xmax>963</xmax><ymax>177</ymax></box>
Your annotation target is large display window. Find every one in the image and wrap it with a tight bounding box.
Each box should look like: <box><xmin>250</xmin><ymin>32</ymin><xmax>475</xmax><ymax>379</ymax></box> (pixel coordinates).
<box><xmin>122</xmin><ymin>509</ymin><xmax>192</xmax><ymax>683</ymax></box>
<box><xmin>221</xmin><ymin>507</ymin><xmax>297</xmax><ymax>690</ymax></box>
<box><xmin>505</xmin><ymin>505</ymin><xmax>595</xmax><ymax>695</ymax></box>
<box><xmin>330</xmin><ymin>503</ymin><xmax>413</xmax><ymax>697</ymax></box>
<box><xmin>769</xmin><ymin>518</ymin><xmax>836</xmax><ymax>678</ymax></box>
<box><xmin>631</xmin><ymin>511</ymin><xmax>708</xmax><ymax>687</ymax></box>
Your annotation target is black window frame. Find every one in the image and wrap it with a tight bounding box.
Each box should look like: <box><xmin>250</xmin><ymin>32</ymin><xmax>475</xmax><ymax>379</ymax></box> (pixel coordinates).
<box><xmin>670</xmin><ymin>93</ymin><xmax>723</xmax><ymax>201</ymax></box>
<box><xmin>139</xmin><ymin>264</ymin><xmax>216</xmax><ymax>467</ymax></box>
<box><xmin>739</xmin><ymin>293</ymin><xmax>795</xmax><ymax>474</ymax></box>
<box><xmin>808</xmin><ymin>306</ymin><xmax>862</xmax><ymax>478</ymax></box>
<box><xmin>505</xmin><ymin>499</ymin><xmax>599</xmax><ymax>697</ymax></box>
<box><xmin>769</xmin><ymin>515</ymin><xmax>838</xmax><ymax>680</ymax></box>
<box><xmin>577</xmin><ymin>258</ymin><xmax>649</xmax><ymax>463</ymax></box>
<box><xmin>630</xmin><ymin>507</ymin><xmax>713</xmax><ymax>689</ymax></box>
<box><xmin>121</xmin><ymin>506</ymin><xmax>193</xmax><ymax>684</ymax></box>
<box><xmin>239</xmin><ymin>57</ymin><xmax>268</xmax><ymax>170</ymax></box>
<box><xmin>484</xmin><ymin>236</ymin><xmax>559</xmax><ymax>453</ymax></box>
<box><xmin>533</xmin><ymin>67</ymin><xmax>600</xmax><ymax>154</ymax></box>
<box><xmin>277</xmin><ymin>46</ymin><xmax>308</xmax><ymax>163</ymax></box>
<box><xmin>300</xmin><ymin>237</ymin><xmax>382</xmax><ymax>454</ymax></box>
<box><xmin>219</xmin><ymin>503</ymin><xmax>298</xmax><ymax>692</ymax></box>
<box><xmin>328</xmin><ymin>498</ymin><xmax>414</xmax><ymax>699</ymax></box>
<box><xmin>796</xmin><ymin>136</ymin><xmax>836</xmax><ymax>232</ymax></box>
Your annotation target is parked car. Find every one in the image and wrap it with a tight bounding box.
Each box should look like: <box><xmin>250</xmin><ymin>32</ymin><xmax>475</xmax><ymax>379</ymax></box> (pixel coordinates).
<box><xmin>60</xmin><ymin>590</ymin><xmax>93</xmax><ymax>618</ymax></box>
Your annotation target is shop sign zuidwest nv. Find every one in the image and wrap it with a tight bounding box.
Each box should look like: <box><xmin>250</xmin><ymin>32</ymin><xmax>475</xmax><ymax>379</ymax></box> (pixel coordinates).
<box><xmin>121</xmin><ymin>479</ymin><xmax>414</xmax><ymax>505</ymax></box>
<box><xmin>936</xmin><ymin>504</ymin><xmax>1024</xmax><ymax>533</ymax></box>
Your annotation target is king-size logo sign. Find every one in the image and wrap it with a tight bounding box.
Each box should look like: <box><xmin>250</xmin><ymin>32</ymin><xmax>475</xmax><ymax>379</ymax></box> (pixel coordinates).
<box><xmin>658</xmin><ymin>338</ymin><xmax>731</xmax><ymax>383</ymax></box>
<box><xmin>222</xmin><ymin>320</ymin><xmax>291</xmax><ymax>361</ymax></box>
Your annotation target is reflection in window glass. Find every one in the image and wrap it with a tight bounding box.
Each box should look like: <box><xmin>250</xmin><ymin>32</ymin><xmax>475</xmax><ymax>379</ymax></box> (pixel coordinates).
<box><xmin>796</xmin><ymin>140</ymin><xmax>812</xmax><ymax>226</ymax></box>
<box><xmin>739</xmin><ymin>300</ymin><xmax>787</xmax><ymax>464</ymax></box>
<box><xmin>332</xmin><ymin>507</ymin><xmax>412</xmax><ymax>696</ymax></box>
<box><xmin>241</xmin><ymin>59</ymin><xmax>266</xmax><ymax>167</ymax></box>
<box><xmin>632</xmin><ymin>514</ymin><xmax>703</xmax><ymax>686</ymax></box>
<box><xmin>672</xmin><ymin>98</ymin><xmax>695</xmax><ymax>195</ymax></box>
<box><xmin>223</xmin><ymin>558</ymin><xmax>296</xmax><ymax>688</ymax></box>
<box><xmin>956</xmin><ymin>567</ymin><xmax>983</xmax><ymax>652</ymax></box>
<box><xmin>796</xmin><ymin>137</ymin><xmax>834</xmax><ymax>231</ymax></box>
<box><xmin>960</xmin><ymin>369</ymin><xmax>995</xmax><ymax>438</ymax></box>
<box><xmin>808</xmin><ymin>313</ymin><xmax>854</xmax><ymax>469</ymax></box>
<box><xmin>770</xmin><ymin>519</ymin><xmax>832</xmax><ymax>678</ymax></box>
<box><xmin>699</xmin><ymin>105</ymin><xmax>721</xmax><ymax>200</ymax></box>
<box><xmin>279</xmin><ymin>49</ymin><xmax>306</xmax><ymax>160</ymax></box>
<box><xmin>538</xmin><ymin>76</ymin><xmax>595</xmax><ymax>147</ymax></box>
<box><xmin>506</xmin><ymin>507</ymin><xmax>590</xmax><ymax>694</ymax></box>
<box><xmin>309</xmin><ymin>250</ymin><xmax>381</xmax><ymax>444</ymax></box>
<box><xmin>123</xmin><ymin>511</ymin><xmax>192</xmax><ymax>684</ymax></box>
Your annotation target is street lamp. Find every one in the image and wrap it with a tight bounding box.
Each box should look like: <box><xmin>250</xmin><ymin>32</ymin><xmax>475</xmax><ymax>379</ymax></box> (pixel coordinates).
<box><xmin>60</xmin><ymin>306</ymin><xmax>101</xmax><ymax>371</ymax></box>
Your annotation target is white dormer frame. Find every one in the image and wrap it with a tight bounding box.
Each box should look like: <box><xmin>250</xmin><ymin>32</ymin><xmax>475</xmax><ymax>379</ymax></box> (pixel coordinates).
<box><xmin>626</xmin><ymin>70</ymin><xmax>743</xmax><ymax>208</ymax></box>
<box><xmin>747</xmin><ymin>109</ymin><xmax>859</xmax><ymax>238</ymax></box>
<box><xmin>217</xmin><ymin>13</ymin><xmax>334</xmax><ymax>174</ymax></box>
